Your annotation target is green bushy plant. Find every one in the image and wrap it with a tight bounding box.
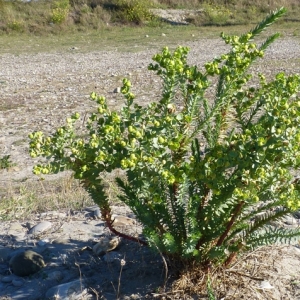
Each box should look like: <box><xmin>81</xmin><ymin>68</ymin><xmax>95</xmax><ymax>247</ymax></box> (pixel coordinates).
<box><xmin>0</xmin><ymin>155</ymin><xmax>14</xmax><ymax>170</ymax></box>
<box><xmin>29</xmin><ymin>8</ymin><xmax>300</xmax><ymax>268</ymax></box>
<box><xmin>203</xmin><ymin>3</ymin><xmax>232</xmax><ymax>25</ymax></box>
<box><xmin>114</xmin><ymin>0</ymin><xmax>154</xmax><ymax>24</ymax></box>
<box><xmin>7</xmin><ymin>20</ymin><xmax>24</xmax><ymax>32</ymax></box>
<box><xmin>51</xmin><ymin>0</ymin><xmax>70</xmax><ymax>24</ymax></box>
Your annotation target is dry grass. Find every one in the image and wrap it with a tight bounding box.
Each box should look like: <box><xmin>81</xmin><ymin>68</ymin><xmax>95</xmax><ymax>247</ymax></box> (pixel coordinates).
<box><xmin>0</xmin><ymin>168</ymin><xmax>126</xmax><ymax>221</ymax></box>
<box><xmin>0</xmin><ymin>174</ymin><xmax>94</xmax><ymax>221</ymax></box>
<box><xmin>170</xmin><ymin>245</ymin><xmax>300</xmax><ymax>299</ymax></box>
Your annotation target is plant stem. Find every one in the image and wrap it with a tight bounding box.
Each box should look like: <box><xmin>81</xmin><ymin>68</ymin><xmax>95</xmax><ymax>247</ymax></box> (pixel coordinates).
<box><xmin>194</xmin><ymin>185</ymin><xmax>211</xmax><ymax>250</ymax></box>
<box><xmin>216</xmin><ymin>201</ymin><xmax>244</xmax><ymax>247</ymax></box>
<box><xmin>102</xmin><ymin>207</ymin><xmax>148</xmax><ymax>246</ymax></box>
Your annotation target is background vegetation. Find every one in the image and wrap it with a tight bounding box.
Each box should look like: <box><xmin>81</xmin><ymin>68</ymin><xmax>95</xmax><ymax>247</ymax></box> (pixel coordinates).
<box><xmin>0</xmin><ymin>0</ymin><xmax>299</xmax><ymax>35</ymax></box>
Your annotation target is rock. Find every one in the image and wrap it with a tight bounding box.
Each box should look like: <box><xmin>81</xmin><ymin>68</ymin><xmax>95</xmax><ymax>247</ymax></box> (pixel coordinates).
<box><xmin>2</xmin><ymin>275</ymin><xmax>13</xmax><ymax>283</ymax></box>
<box><xmin>28</xmin><ymin>221</ymin><xmax>52</xmax><ymax>235</ymax></box>
<box><xmin>12</xmin><ymin>278</ymin><xmax>25</xmax><ymax>287</ymax></box>
<box><xmin>111</xmin><ymin>214</ymin><xmax>136</xmax><ymax>226</ymax></box>
<box><xmin>8</xmin><ymin>222</ymin><xmax>25</xmax><ymax>235</ymax></box>
<box><xmin>45</xmin><ymin>279</ymin><xmax>86</xmax><ymax>299</ymax></box>
<box><xmin>52</xmin><ymin>238</ymin><xmax>71</xmax><ymax>245</ymax></box>
<box><xmin>38</xmin><ymin>239</ymin><xmax>50</xmax><ymax>246</ymax></box>
<box><xmin>92</xmin><ymin>236</ymin><xmax>120</xmax><ymax>256</ymax></box>
<box><xmin>9</xmin><ymin>250</ymin><xmax>46</xmax><ymax>276</ymax></box>
<box><xmin>113</xmin><ymin>87</ymin><xmax>121</xmax><ymax>93</ymax></box>
<box><xmin>258</xmin><ymin>280</ymin><xmax>274</xmax><ymax>289</ymax></box>
<box><xmin>94</xmin><ymin>208</ymin><xmax>101</xmax><ymax>219</ymax></box>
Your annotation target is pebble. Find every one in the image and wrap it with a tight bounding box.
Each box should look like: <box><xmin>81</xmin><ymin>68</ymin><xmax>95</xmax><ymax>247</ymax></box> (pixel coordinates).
<box><xmin>112</xmin><ymin>214</ymin><xmax>136</xmax><ymax>226</ymax></box>
<box><xmin>12</xmin><ymin>278</ymin><xmax>25</xmax><ymax>287</ymax></box>
<box><xmin>45</xmin><ymin>279</ymin><xmax>85</xmax><ymax>299</ymax></box>
<box><xmin>2</xmin><ymin>276</ymin><xmax>13</xmax><ymax>283</ymax></box>
<box><xmin>28</xmin><ymin>221</ymin><xmax>52</xmax><ymax>235</ymax></box>
<box><xmin>52</xmin><ymin>238</ymin><xmax>71</xmax><ymax>245</ymax></box>
<box><xmin>38</xmin><ymin>239</ymin><xmax>50</xmax><ymax>246</ymax></box>
<box><xmin>113</xmin><ymin>87</ymin><xmax>121</xmax><ymax>93</ymax></box>
<box><xmin>259</xmin><ymin>280</ymin><xmax>274</xmax><ymax>289</ymax></box>
<box><xmin>93</xmin><ymin>236</ymin><xmax>120</xmax><ymax>256</ymax></box>
<box><xmin>93</xmin><ymin>208</ymin><xmax>101</xmax><ymax>219</ymax></box>
<box><xmin>8</xmin><ymin>222</ymin><xmax>25</xmax><ymax>235</ymax></box>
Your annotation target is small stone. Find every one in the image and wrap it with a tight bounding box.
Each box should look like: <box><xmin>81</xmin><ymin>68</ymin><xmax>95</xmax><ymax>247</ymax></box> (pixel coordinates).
<box><xmin>9</xmin><ymin>250</ymin><xmax>45</xmax><ymax>277</ymax></box>
<box><xmin>52</xmin><ymin>238</ymin><xmax>70</xmax><ymax>245</ymax></box>
<box><xmin>8</xmin><ymin>222</ymin><xmax>24</xmax><ymax>235</ymax></box>
<box><xmin>2</xmin><ymin>275</ymin><xmax>13</xmax><ymax>283</ymax></box>
<box><xmin>258</xmin><ymin>280</ymin><xmax>274</xmax><ymax>289</ymax></box>
<box><xmin>28</xmin><ymin>221</ymin><xmax>52</xmax><ymax>235</ymax></box>
<box><xmin>113</xmin><ymin>87</ymin><xmax>121</xmax><ymax>93</ymax></box>
<box><xmin>111</xmin><ymin>214</ymin><xmax>136</xmax><ymax>226</ymax></box>
<box><xmin>45</xmin><ymin>279</ymin><xmax>85</xmax><ymax>299</ymax></box>
<box><xmin>38</xmin><ymin>239</ymin><xmax>49</xmax><ymax>246</ymax></box>
<box><xmin>93</xmin><ymin>236</ymin><xmax>120</xmax><ymax>256</ymax></box>
<box><xmin>145</xmin><ymin>35</ymin><xmax>149</xmax><ymax>38</ymax></box>
<box><xmin>12</xmin><ymin>278</ymin><xmax>25</xmax><ymax>287</ymax></box>
<box><xmin>162</xmin><ymin>33</ymin><xmax>166</xmax><ymax>36</ymax></box>
<box><xmin>94</xmin><ymin>208</ymin><xmax>101</xmax><ymax>219</ymax></box>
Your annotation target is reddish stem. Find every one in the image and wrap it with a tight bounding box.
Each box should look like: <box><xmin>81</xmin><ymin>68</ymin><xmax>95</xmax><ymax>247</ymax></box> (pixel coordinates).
<box><xmin>216</xmin><ymin>201</ymin><xmax>244</xmax><ymax>247</ymax></box>
<box><xmin>103</xmin><ymin>209</ymin><xmax>148</xmax><ymax>246</ymax></box>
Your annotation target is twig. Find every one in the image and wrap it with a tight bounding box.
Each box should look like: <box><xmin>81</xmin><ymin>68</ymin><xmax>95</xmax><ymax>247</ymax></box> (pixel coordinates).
<box><xmin>117</xmin><ymin>257</ymin><xmax>126</xmax><ymax>299</ymax></box>
<box><xmin>153</xmin><ymin>244</ymin><xmax>169</xmax><ymax>292</ymax></box>
<box><xmin>75</xmin><ymin>261</ymin><xmax>84</xmax><ymax>295</ymax></box>
<box><xmin>225</xmin><ymin>269</ymin><xmax>264</xmax><ymax>281</ymax></box>
<box><xmin>89</xmin><ymin>287</ymin><xmax>99</xmax><ymax>300</ymax></box>
<box><xmin>151</xmin><ymin>290</ymin><xmax>185</xmax><ymax>298</ymax></box>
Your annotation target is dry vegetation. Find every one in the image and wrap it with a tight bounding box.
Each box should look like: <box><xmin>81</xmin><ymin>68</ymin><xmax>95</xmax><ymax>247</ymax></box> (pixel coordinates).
<box><xmin>0</xmin><ymin>0</ymin><xmax>299</xmax><ymax>34</ymax></box>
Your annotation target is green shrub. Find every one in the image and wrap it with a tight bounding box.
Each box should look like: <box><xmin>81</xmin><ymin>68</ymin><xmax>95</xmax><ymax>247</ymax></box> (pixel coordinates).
<box><xmin>203</xmin><ymin>3</ymin><xmax>232</xmax><ymax>25</ymax></box>
<box><xmin>0</xmin><ymin>155</ymin><xmax>15</xmax><ymax>170</ymax></box>
<box><xmin>51</xmin><ymin>0</ymin><xmax>70</xmax><ymax>24</ymax></box>
<box><xmin>114</xmin><ymin>0</ymin><xmax>154</xmax><ymax>24</ymax></box>
<box><xmin>29</xmin><ymin>8</ymin><xmax>300</xmax><ymax>268</ymax></box>
<box><xmin>7</xmin><ymin>20</ymin><xmax>24</xmax><ymax>32</ymax></box>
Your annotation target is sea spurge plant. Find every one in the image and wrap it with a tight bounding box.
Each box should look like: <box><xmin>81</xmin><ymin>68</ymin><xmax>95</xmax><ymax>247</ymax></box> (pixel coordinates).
<box><xmin>29</xmin><ymin>8</ymin><xmax>300</xmax><ymax>268</ymax></box>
